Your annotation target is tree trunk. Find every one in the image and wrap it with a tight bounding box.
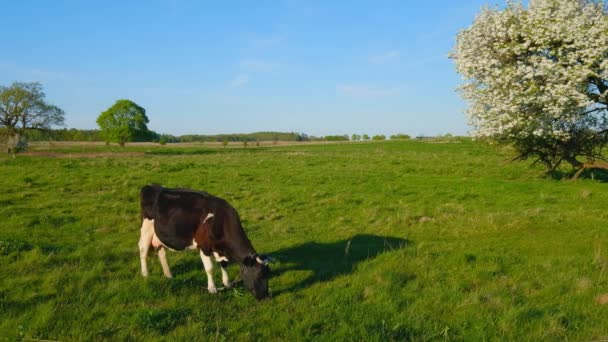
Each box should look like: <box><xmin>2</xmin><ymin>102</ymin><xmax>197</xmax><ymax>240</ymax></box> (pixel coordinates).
<box><xmin>3</xmin><ymin>131</ymin><xmax>26</xmax><ymax>155</ymax></box>
<box><xmin>1</xmin><ymin>134</ymin><xmax>8</xmax><ymax>154</ymax></box>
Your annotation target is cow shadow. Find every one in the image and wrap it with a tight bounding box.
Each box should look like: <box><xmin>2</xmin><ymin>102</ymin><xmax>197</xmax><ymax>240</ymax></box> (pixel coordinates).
<box><xmin>164</xmin><ymin>234</ymin><xmax>410</xmax><ymax>295</ymax></box>
<box><xmin>269</xmin><ymin>234</ymin><xmax>411</xmax><ymax>295</ymax></box>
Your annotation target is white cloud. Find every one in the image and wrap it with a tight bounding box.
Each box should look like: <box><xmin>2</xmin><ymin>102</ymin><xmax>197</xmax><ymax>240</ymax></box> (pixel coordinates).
<box><xmin>369</xmin><ymin>50</ymin><xmax>400</xmax><ymax>64</ymax></box>
<box><xmin>336</xmin><ymin>84</ymin><xmax>400</xmax><ymax>97</ymax></box>
<box><xmin>230</xmin><ymin>74</ymin><xmax>250</xmax><ymax>88</ymax></box>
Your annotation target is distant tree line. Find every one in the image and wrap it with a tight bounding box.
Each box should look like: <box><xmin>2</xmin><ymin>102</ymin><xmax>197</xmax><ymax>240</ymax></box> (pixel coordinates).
<box><xmin>180</xmin><ymin>132</ymin><xmax>311</xmax><ymax>143</ymax></box>
<box><xmin>323</xmin><ymin>135</ymin><xmax>349</xmax><ymax>141</ymax></box>
<box><xmin>15</xmin><ymin>129</ymin><xmax>419</xmax><ymax>143</ymax></box>
<box><xmin>16</xmin><ymin>129</ymin><xmax>313</xmax><ymax>143</ymax></box>
<box><xmin>10</xmin><ymin>128</ymin><xmax>160</xmax><ymax>143</ymax></box>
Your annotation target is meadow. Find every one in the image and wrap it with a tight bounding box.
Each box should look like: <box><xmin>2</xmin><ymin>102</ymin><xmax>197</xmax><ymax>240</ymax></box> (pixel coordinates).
<box><xmin>1</xmin><ymin>139</ymin><xmax>608</xmax><ymax>341</ymax></box>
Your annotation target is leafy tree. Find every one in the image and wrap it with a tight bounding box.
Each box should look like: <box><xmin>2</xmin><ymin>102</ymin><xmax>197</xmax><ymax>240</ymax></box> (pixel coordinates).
<box><xmin>0</xmin><ymin>82</ymin><xmax>64</xmax><ymax>153</ymax></box>
<box><xmin>372</xmin><ymin>135</ymin><xmax>386</xmax><ymax>141</ymax></box>
<box><xmin>96</xmin><ymin>99</ymin><xmax>150</xmax><ymax>147</ymax></box>
<box><xmin>351</xmin><ymin>134</ymin><xmax>361</xmax><ymax>141</ymax></box>
<box><xmin>362</xmin><ymin>134</ymin><xmax>370</xmax><ymax>141</ymax></box>
<box><xmin>452</xmin><ymin>0</ymin><xmax>608</xmax><ymax>171</ymax></box>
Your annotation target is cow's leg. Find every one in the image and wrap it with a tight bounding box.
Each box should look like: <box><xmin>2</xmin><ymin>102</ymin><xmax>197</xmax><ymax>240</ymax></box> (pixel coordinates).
<box><xmin>157</xmin><ymin>246</ymin><xmax>173</xmax><ymax>278</ymax></box>
<box><xmin>200</xmin><ymin>250</ymin><xmax>217</xmax><ymax>293</ymax></box>
<box><xmin>220</xmin><ymin>262</ymin><xmax>231</xmax><ymax>288</ymax></box>
<box><xmin>138</xmin><ymin>219</ymin><xmax>155</xmax><ymax>277</ymax></box>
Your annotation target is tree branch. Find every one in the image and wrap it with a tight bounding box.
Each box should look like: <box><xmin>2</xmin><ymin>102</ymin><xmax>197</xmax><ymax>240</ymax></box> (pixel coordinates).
<box><xmin>580</xmin><ymin>107</ymin><xmax>604</xmax><ymax>117</ymax></box>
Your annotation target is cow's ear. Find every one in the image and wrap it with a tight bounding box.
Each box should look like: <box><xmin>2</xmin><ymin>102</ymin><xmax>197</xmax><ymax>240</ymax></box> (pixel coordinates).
<box><xmin>202</xmin><ymin>212</ymin><xmax>215</xmax><ymax>224</ymax></box>
<box><xmin>256</xmin><ymin>255</ymin><xmax>273</xmax><ymax>265</ymax></box>
<box><xmin>257</xmin><ymin>254</ymin><xmax>274</xmax><ymax>265</ymax></box>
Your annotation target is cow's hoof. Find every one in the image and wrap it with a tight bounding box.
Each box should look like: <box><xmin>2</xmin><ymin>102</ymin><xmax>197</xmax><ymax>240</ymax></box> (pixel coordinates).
<box><xmin>208</xmin><ymin>286</ymin><xmax>218</xmax><ymax>294</ymax></box>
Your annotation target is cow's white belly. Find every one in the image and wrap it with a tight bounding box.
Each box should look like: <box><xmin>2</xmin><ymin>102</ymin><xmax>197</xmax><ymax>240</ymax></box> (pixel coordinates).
<box><xmin>151</xmin><ymin>233</ymin><xmax>164</xmax><ymax>249</ymax></box>
<box><xmin>148</xmin><ymin>223</ymin><xmax>198</xmax><ymax>251</ymax></box>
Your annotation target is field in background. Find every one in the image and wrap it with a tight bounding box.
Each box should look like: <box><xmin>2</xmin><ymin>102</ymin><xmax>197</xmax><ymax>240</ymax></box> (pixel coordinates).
<box><xmin>1</xmin><ymin>139</ymin><xmax>608</xmax><ymax>340</ymax></box>
<box><xmin>27</xmin><ymin>139</ymin><xmax>360</xmax><ymax>150</ymax></box>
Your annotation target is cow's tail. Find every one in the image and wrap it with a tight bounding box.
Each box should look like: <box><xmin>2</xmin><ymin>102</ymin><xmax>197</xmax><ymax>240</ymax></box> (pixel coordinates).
<box><xmin>140</xmin><ymin>184</ymin><xmax>161</xmax><ymax>220</ymax></box>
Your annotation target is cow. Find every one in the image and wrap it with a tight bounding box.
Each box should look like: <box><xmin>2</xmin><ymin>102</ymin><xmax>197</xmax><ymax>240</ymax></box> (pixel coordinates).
<box><xmin>138</xmin><ymin>184</ymin><xmax>270</xmax><ymax>300</ymax></box>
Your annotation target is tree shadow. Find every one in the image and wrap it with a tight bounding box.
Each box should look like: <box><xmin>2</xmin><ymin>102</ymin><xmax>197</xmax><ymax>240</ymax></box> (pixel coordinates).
<box><xmin>548</xmin><ymin>167</ymin><xmax>608</xmax><ymax>182</ymax></box>
<box><xmin>570</xmin><ymin>168</ymin><xmax>608</xmax><ymax>182</ymax></box>
<box><xmin>269</xmin><ymin>234</ymin><xmax>411</xmax><ymax>295</ymax></box>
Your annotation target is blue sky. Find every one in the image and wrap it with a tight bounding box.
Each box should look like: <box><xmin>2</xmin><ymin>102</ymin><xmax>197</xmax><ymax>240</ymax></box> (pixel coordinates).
<box><xmin>0</xmin><ymin>0</ymin><xmax>495</xmax><ymax>137</ymax></box>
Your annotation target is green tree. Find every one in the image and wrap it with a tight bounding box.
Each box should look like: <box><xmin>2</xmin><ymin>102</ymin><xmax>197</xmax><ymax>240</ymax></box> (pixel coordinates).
<box><xmin>362</xmin><ymin>134</ymin><xmax>370</xmax><ymax>141</ymax></box>
<box><xmin>351</xmin><ymin>134</ymin><xmax>361</xmax><ymax>141</ymax></box>
<box><xmin>96</xmin><ymin>99</ymin><xmax>149</xmax><ymax>147</ymax></box>
<box><xmin>372</xmin><ymin>135</ymin><xmax>386</xmax><ymax>141</ymax></box>
<box><xmin>0</xmin><ymin>82</ymin><xmax>64</xmax><ymax>153</ymax></box>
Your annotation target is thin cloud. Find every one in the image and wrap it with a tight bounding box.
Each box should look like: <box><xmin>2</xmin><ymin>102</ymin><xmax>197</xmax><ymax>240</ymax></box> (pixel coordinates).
<box><xmin>0</xmin><ymin>61</ymin><xmax>69</xmax><ymax>81</ymax></box>
<box><xmin>369</xmin><ymin>50</ymin><xmax>400</xmax><ymax>64</ymax></box>
<box><xmin>230</xmin><ymin>74</ymin><xmax>249</xmax><ymax>88</ymax></box>
<box><xmin>239</xmin><ymin>59</ymin><xmax>279</xmax><ymax>72</ymax></box>
<box><xmin>336</xmin><ymin>84</ymin><xmax>401</xmax><ymax>97</ymax></box>
<box><xmin>247</xmin><ymin>34</ymin><xmax>285</xmax><ymax>49</ymax></box>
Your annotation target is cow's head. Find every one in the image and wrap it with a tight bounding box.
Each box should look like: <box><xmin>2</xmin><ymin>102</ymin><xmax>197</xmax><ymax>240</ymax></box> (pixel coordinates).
<box><xmin>241</xmin><ymin>254</ymin><xmax>271</xmax><ymax>300</ymax></box>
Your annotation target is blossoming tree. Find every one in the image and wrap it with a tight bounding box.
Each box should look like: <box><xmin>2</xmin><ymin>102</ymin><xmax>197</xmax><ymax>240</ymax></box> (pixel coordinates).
<box><xmin>452</xmin><ymin>0</ymin><xmax>608</xmax><ymax>171</ymax></box>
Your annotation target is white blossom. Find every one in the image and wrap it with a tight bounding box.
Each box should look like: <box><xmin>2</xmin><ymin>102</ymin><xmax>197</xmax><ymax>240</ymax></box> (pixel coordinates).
<box><xmin>452</xmin><ymin>0</ymin><xmax>608</xmax><ymax>148</ymax></box>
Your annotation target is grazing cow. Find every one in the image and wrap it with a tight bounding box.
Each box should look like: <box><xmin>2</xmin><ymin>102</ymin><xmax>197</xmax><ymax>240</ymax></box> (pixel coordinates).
<box><xmin>138</xmin><ymin>184</ymin><xmax>270</xmax><ymax>300</ymax></box>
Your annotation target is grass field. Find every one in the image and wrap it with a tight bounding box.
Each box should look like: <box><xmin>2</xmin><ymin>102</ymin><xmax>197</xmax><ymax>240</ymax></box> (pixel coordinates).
<box><xmin>1</xmin><ymin>139</ymin><xmax>608</xmax><ymax>341</ymax></box>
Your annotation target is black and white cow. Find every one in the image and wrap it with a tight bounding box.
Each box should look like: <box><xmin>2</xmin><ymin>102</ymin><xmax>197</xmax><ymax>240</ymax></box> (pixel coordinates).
<box><xmin>138</xmin><ymin>184</ymin><xmax>270</xmax><ymax>300</ymax></box>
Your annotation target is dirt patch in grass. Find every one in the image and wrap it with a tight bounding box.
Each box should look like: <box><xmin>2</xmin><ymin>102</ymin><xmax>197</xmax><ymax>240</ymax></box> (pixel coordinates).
<box><xmin>596</xmin><ymin>294</ymin><xmax>608</xmax><ymax>305</ymax></box>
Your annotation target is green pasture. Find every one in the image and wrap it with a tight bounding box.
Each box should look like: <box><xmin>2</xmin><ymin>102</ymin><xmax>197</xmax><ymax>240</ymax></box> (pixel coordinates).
<box><xmin>1</xmin><ymin>139</ymin><xmax>607</xmax><ymax>340</ymax></box>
